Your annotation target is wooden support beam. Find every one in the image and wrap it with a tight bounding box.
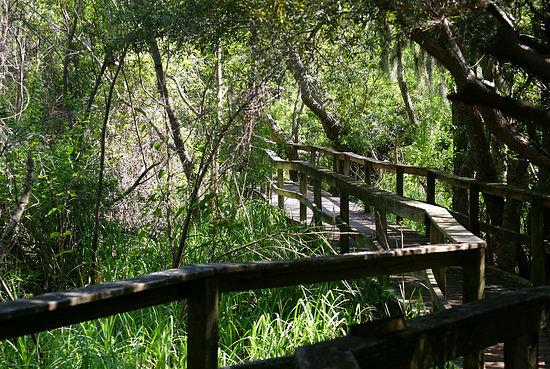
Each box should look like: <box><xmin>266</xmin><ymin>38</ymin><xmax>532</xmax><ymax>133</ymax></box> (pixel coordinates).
<box><xmin>430</xmin><ymin>222</ymin><xmax>447</xmax><ymax>297</ymax></box>
<box><xmin>463</xmin><ymin>246</ymin><xmax>486</xmax><ymax>369</ymax></box>
<box><xmin>375</xmin><ymin>210</ymin><xmax>388</xmax><ymax>249</ymax></box>
<box><xmin>468</xmin><ymin>183</ymin><xmax>480</xmax><ymax>237</ymax></box>
<box><xmin>309</xmin><ymin>148</ymin><xmax>316</xmax><ymax>165</ymax></box>
<box><xmin>313</xmin><ymin>179</ymin><xmax>322</xmax><ymax>226</ymax></box>
<box><xmin>396</xmin><ymin>167</ymin><xmax>404</xmax><ymax>224</ymax></box>
<box><xmin>277</xmin><ymin>169</ymin><xmax>284</xmax><ymax>209</ymax></box>
<box><xmin>364</xmin><ymin>162</ymin><xmax>373</xmax><ymax>213</ymax></box>
<box><xmin>504</xmin><ymin>332</ymin><xmax>538</xmax><ymax>369</ymax></box>
<box><xmin>187</xmin><ymin>277</ymin><xmax>219</xmax><ymax>369</ymax></box>
<box><xmin>340</xmin><ymin>190</ymin><xmax>350</xmax><ymax>254</ymax></box>
<box><xmin>343</xmin><ymin>156</ymin><xmax>351</xmax><ymax>176</ymax></box>
<box><xmin>425</xmin><ymin>171</ymin><xmax>436</xmax><ymax>237</ymax></box>
<box><xmin>300</xmin><ymin>173</ymin><xmax>308</xmax><ymax>222</ymax></box>
<box><xmin>531</xmin><ymin>200</ymin><xmax>546</xmax><ymax>286</ymax></box>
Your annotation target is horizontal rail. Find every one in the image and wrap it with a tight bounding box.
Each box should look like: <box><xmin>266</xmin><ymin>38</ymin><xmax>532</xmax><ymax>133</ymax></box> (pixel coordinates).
<box><xmin>290</xmin><ymin>143</ymin><xmax>550</xmax><ymax>207</ymax></box>
<box><xmin>0</xmin><ymin>244</ymin><xmax>482</xmax><ymax>340</ymax></box>
<box><xmin>225</xmin><ymin>287</ymin><xmax>550</xmax><ymax>369</ymax></box>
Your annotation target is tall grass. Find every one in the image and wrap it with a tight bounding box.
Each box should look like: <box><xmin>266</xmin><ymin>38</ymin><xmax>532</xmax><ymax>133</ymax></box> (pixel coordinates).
<box><xmin>0</xmin><ymin>200</ymin><xmax>425</xmax><ymax>368</ymax></box>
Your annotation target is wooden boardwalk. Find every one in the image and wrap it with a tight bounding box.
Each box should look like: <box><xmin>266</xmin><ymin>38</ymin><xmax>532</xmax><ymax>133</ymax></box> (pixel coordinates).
<box><xmin>270</xmin><ymin>181</ymin><xmax>545</xmax><ymax>369</ymax></box>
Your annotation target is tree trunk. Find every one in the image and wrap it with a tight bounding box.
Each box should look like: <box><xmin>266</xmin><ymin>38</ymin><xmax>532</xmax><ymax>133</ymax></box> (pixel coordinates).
<box><xmin>149</xmin><ymin>38</ymin><xmax>194</xmax><ymax>181</ymax></box>
<box><xmin>287</xmin><ymin>50</ymin><xmax>343</xmax><ymax>143</ymax></box>
<box><xmin>396</xmin><ymin>37</ymin><xmax>418</xmax><ymax>126</ymax></box>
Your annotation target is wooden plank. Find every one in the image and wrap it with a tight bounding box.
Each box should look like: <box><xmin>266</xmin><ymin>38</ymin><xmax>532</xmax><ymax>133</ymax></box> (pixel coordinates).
<box><xmin>430</xmin><ymin>223</ymin><xmax>447</xmax><ymax>296</ymax></box>
<box><xmin>296</xmin><ymin>347</ymin><xmax>360</xmax><ymax>369</ymax></box>
<box><xmin>340</xmin><ymin>191</ymin><xmax>350</xmax><ymax>253</ymax></box>
<box><xmin>425</xmin><ymin>171</ymin><xmax>436</xmax><ymax>237</ymax></box>
<box><xmin>504</xmin><ymin>332</ymin><xmax>538</xmax><ymax>369</ymax></box>
<box><xmin>296</xmin><ymin>288</ymin><xmax>550</xmax><ymax>369</ymax></box>
<box><xmin>277</xmin><ymin>169</ymin><xmax>284</xmax><ymax>209</ymax></box>
<box><xmin>0</xmin><ymin>266</ymin><xmax>216</xmax><ymax>338</ymax></box>
<box><xmin>375</xmin><ymin>210</ymin><xmax>388</xmax><ymax>248</ymax></box>
<box><xmin>299</xmin><ymin>173</ymin><xmax>308</xmax><ymax>222</ymax></box>
<box><xmin>187</xmin><ymin>277</ymin><xmax>219</xmax><ymax>369</ymax></box>
<box><xmin>313</xmin><ymin>178</ymin><xmax>322</xmax><ymax>226</ymax></box>
<box><xmin>217</xmin><ymin>245</ymin><xmax>482</xmax><ymax>293</ymax></box>
<box><xmin>531</xmin><ymin>200</ymin><xmax>546</xmax><ymax>286</ymax></box>
<box><xmin>343</xmin><ymin>155</ymin><xmax>351</xmax><ymax>176</ymax></box>
<box><xmin>468</xmin><ymin>183</ymin><xmax>480</xmax><ymax>236</ymax></box>
<box><xmin>396</xmin><ymin>167</ymin><xmax>404</xmax><ymax>224</ymax></box>
<box><xmin>448</xmin><ymin>209</ymin><xmax>527</xmax><ymax>243</ymax></box>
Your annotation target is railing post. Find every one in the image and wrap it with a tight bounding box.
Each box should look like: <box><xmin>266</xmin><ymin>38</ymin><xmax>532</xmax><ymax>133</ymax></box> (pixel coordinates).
<box><xmin>343</xmin><ymin>155</ymin><xmax>351</xmax><ymax>176</ymax></box>
<box><xmin>364</xmin><ymin>161</ymin><xmax>373</xmax><ymax>186</ymax></box>
<box><xmin>364</xmin><ymin>161</ymin><xmax>373</xmax><ymax>214</ymax></box>
<box><xmin>277</xmin><ymin>169</ymin><xmax>284</xmax><ymax>209</ymax></box>
<box><xmin>375</xmin><ymin>209</ymin><xmax>388</xmax><ymax>248</ymax></box>
<box><xmin>310</xmin><ymin>148</ymin><xmax>316</xmax><ymax>165</ymax></box>
<box><xmin>468</xmin><ymin>183</ymin><xmax>480</xmax><ymax>236</ymax></box>
<box><xmin>313</xmin><ymin>178</ymin><xmax>322</xmax><ymax>226</ymax></box>
<box><xmin>340</xmin><ymin>190</ymin><xmax>350</xmax><ymax>253</ymax></box>
<box><xmin>300</xmin><ymin>172</ymin><xmax>308</xmax><ymax>222</ymax></box>
<box><xmin>530</xmin><ymin>200</ymin><xmax>545</xmax><ymax>286</ymax></box>
<box><xmin>396</xmin><ymin>167</ymin><xmax>404</xmax><ymax>224</ymax></box>
<box><xmin>332</xmin><ymin>154</ymin><xmax>340</xmax><ymax>195</ymax></box>
<box><xmin>425</xmin><ymin>171</ymin><xmax>436</xmax><ymax>237</ymax></box>
<box><xmin>504</xmin><ymin>332</ymin><xmax>538</xmax><ymax>369</ymax></box>
<box><xmin>429</xmin><ymin>222</ymin><xmax>446</xmax><ymax>296</ymax></box>
<box><xmin>462</xmin><ymin>245</ymin><xmax>486</xmax><ymax>369</ymax></box>
<box><xmin>187</xmin><ymin>277</ymin><xmax>219</xmax><ymax>369</ymax></box>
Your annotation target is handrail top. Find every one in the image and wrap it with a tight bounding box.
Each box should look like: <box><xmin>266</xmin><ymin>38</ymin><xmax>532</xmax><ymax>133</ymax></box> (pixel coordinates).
<box><xmin>285</xmin><ymin>142</ymin><xmax>550</xmax><ymax>206</ymax></box>
<box><xmin>0</xmin><ymin>244</ymin><xmax>482</xmax><ymax>323</ymax></box>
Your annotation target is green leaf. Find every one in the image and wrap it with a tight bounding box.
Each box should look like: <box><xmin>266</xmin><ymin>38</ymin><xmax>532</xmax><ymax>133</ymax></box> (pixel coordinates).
<box><xmin>50</xmin><ymin>231</ymin><xmax>61</xmax><ymax>239</ymax></box>
<box><xmin>153</xmin><ymin>141</ymin><xmax>162</xmax><ymax>150</ymax></box>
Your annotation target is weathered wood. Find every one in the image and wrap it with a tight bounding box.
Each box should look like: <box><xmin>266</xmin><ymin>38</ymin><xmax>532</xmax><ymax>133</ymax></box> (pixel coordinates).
<box><xmin>468</xmin><ymin>183</ymin><xmax>480</xmax><ymax>236</ymax></box>
<box><xmin>299</xmin><ymin>173</ymin><xmax>308</xmax><ymax>221</ymax></box>
<box><xmin>0</xmin><ymin>266</ymin><xmax>216</xmax><ymax>339</ymax></box>
<box><xmin>296</xmin><ymin>346</ymin><xmax>360</xmax><ymax>369</ymax></box>
<box><xmin>462</xmin><ymin>246</ymin><xmax>486</xmax><ymax>369</ymax></box>
<box><xmin>430</xmin><ymin>221</ymin><xmax>447</xmax><ymax>296</ymax></box>
<box><xmin>375</xmin><ymin>210</ymin><xmax>388</xmax><ymax>248</ymax></box>
<box><xmin>277</xmin><ymin>169</ymin><xmax>284</xmax><ymax>209</ymax></box>
<box><xmin>343</xmin><ymin>155</ymin><xmax>351</xmax><ymax>176</ymax></box>
<box><xmin>396</xmin><ymin>167</ymin><xmax>404</xmax><ymax>224</ymax></box>
<box><xmin>188</xmin><ymin>277</ymin><xmax>219</xmax><ymax>369</ymax></box>
<box><xmin>504</xmin><ymin>332</ymin><xmax>538</xmax><ymax>369</ymax></box>
<box><xmin>313</xmin><ymin>178</ymin><xmax>322</xmax><ymax>226</ymax></box>
<box><xmin>531</xmin><ymin>200</ymin><xmax>546</xmax><ymax>286</ymax></box>
<box><xmin>425</xmin><ymin>171</ymin><xmax>436</xmax><ymax>237</ymax></box>
<box><xmin>217</xmin><ymin>245</ymin><xmax>482</xmax><ymax>293</ymax></box>
<box><xmin>295</xmin><ymin>288</ymin><xmax>550</xmax><ymax>369</ymax></box>
<box><xmin>340</xmin><ymin>190</ymin><xmax>350</xmax><ymax>253</ymax></box>
<box><xmin>309</xmin><ymin>147</ymin><xmax>316</xmax><ymax>164</ymax></box>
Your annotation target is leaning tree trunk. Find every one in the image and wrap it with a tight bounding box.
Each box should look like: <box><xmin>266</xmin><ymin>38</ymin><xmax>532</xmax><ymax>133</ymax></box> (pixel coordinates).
<box><xmin>395</xmin><ymin>36</ymin><xmax>418</xmax><ymax>126</ymax></box>
<box><xmin>149</xmin><ymin>38</ymin><xmax>194</xmax><ymax>181</ymax></box>
<box><xmin>287</xmin><ymin>50</ymin><xmax>343</xmax><ymax>144</ymax></box>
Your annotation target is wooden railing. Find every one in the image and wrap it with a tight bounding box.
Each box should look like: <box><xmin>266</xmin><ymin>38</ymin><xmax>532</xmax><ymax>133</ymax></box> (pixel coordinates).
<box><xmin>227</xmin><ymin>287</ymin><xmax>550</xmax><ymax>369</ymax></box>
<box><xmin>276</xmin><ymin>143</ymin><xmax>549</xmax><ymax>286</ymax></box>
<box><xmin>0</xmin><ymin>245</ymin><xmax>484</xmax><ymax>369</ymax></box>
<box><xmin>0</xmin><ymin>143</ymin><xmax>491</xmax><ymax>369</ymax></box>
